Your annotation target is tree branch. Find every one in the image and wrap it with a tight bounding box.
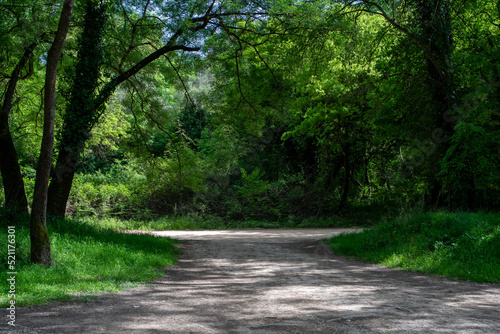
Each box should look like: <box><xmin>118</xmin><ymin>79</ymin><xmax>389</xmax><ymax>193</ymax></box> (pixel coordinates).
<box><xmin>359</xmin><ymin>1</ymin><xmax>447</xmax><ymax>85</ymax></box>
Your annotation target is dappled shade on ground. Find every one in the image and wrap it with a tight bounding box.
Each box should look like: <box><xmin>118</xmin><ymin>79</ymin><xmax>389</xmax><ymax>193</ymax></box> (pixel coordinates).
<box><xmin>12</xmin><ymin>229</ymin><xmax>500</xmax><ymax>333</ymax></box>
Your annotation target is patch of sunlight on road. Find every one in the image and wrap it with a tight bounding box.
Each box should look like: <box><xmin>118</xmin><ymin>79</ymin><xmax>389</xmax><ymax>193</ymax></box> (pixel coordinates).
<box><xmin>148</xmin><ymin>228</ymin><xmax>362</xmax><ymax>242</ymax></box>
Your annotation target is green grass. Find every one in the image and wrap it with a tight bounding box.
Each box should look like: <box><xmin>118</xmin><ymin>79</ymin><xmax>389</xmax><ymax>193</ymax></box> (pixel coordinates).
<box><xmin>0</xmin><ymin>211</ymin><xmax>357</xmax><ymax>308</ymax></box>
<box><xmin>8</xmin><ymin>206</ymin><xmax>481</xmax><ymax>307</ymax></box>
<box><xmin>326</xmin><ymin>212</ymin><xmax>500</xmax><ymax>283</ymax></box>
<box><xmin>0</xmin><ymin>210</ymin><xmax>179</xmax><ymax>307</ymax></box>
<box><xmin>77</xmin><ymin>212</ymin><xmax>373</xmax><ymax>231</ymax></box>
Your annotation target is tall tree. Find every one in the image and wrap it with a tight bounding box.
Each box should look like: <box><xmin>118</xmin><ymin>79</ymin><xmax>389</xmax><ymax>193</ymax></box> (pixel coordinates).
<box><xmin>0</xmin><ymin>42</ymin><xmax>36</xmax><ymax>214</ymax></box>
<box><xmin>47</xmin><ymin>0</ymin><xmax>269</xmax><ymax>217</ymax></box>
<box><xmin>30</xmin><ymin>0</ymin><xmax>74</xmax><ymax>265</ymax></box>
<box><xmin>360</xmin><ymin>0</ymin><xmax>455</xmax><ymax>207</ymax></box>
<box><xmin>416</xmin><ymin>0</ymin><xmax>454</xmax><ymax>207</ymax></box>
<box><xmin>0</xmin><ymin>2</ymin><xmax>51</xmax><ymax>214</ymax></box>
<box><xmin>47</xmin><ymin>0</ymin><xmax>108</xmax><ymax>216</ymax></box>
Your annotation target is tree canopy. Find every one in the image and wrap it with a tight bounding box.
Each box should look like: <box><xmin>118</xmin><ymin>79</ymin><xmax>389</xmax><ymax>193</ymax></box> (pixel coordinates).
<box><xmin>1</xmin><ymin>0</ymin><xmax>499</xmax><ymax>264</ymax></box>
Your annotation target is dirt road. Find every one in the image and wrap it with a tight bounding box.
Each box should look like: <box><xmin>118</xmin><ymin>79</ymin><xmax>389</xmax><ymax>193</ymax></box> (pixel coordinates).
<box><xmin>5</xmin><ymin>228</ymin><xmax>500</xmax><ymax>333</ymax></box>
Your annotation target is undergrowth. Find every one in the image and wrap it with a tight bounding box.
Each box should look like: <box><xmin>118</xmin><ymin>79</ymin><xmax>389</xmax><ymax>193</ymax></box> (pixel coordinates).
<box><xmin>326</xmin><ymin>212</ymin><xmax>500</xmax><ymax>283</ymax></box>
<box><xmin>77</xmin><ymin>213</ymin><xmax>371</xmax><ymax>231</ymax></box>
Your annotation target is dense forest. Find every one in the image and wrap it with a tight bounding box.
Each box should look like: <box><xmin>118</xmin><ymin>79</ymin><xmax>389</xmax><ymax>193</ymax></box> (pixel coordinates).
<box><xmin>1</xmin><ymin>0</ymin><xmax>499</xmax><ymax>267</ymax></box>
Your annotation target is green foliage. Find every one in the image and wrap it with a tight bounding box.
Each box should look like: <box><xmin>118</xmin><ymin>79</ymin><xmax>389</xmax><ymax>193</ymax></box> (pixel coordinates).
<box><xmin>440</xmin><ymin>117</ymin><xmax>500</xmax><ymax>209</ymax></box>
<box><xmin>179</xmin><ymin>103</ymin><xmax>210</xmax><ymax>145</ymax></box>
<box><xmin>236</xmin><ymin>168</ymin><xmax>269</xmax><ymax>198</ymax></box>
<box><xmin>74</xmin><ymin>211</ymin><xmax>370</xmax><ymax>231</ymax></box>
<box><xmin>0</xmin><ymin>211</ymin><xmax>179</xmax><ymax>307</ymax></box>
<box><xmin>3</xmin><ymin>0</ymin><xmax>500</xmax><ymax>225</ymax></box>
<box><xmin>326</xmin><ymin>212</ymin><xmax>500</xmax><ymax>283</ymax></box>
<box><xmin>57</xmin><ymin>0</ymin><xmax>108</xmax><ymax>153</ymax></box>
<box><xmin>80</xmin><ymin>214</ymin><xmax>225</xmax><ymax>231</ymax></box>
<box><xmin>68</xmin><ymin>162</ymin><xmax>146</xmax><ymax>217</ymax></box>
<box><xmin>198</xmin><ymin>125</ymin><xmax>247</xmax><ymax>173</ymax></box>
<box><xmin>138</xmin><ymin>145</ymin><xmax>207</xmax><ymax>216</ymax></box>
<box><xmin>228</xmin><ymin>168</ymin><xmax>272</xmax><ymax>220</ymax></box>
<box><xmin>78</xmin><ymin>97</ymin><xmax>131</xmax><ymax>173</ymax></box>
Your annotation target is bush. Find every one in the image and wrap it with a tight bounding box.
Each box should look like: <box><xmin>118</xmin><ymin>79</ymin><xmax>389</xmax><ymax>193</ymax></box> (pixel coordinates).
<box><xmin>69</xmin><ymin>162</ymin><xmax>147</xmax><ymax>218</ymax></box>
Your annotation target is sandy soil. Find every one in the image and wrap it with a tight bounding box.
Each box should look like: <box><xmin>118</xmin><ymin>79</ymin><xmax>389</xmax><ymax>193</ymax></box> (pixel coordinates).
<box><xmin>3</xmin><ymin>228</ymin><xmax>499</xmax><ymax>333</ymax></box>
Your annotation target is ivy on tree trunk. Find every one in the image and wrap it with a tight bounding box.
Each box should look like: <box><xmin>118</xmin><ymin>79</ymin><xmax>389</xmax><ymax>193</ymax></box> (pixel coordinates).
<box><xmin>30</xmin><ymin>0</ymin><xmax>75</xmax><ymax>265</ymax></box>
<box><xmin>47</xmin><ymin>5</ymin><xmax>203</xmax><ymax>217</ymax></box>
<box><xmin>48</xmin><ymin>1</ymin><xmax>108</xmax><ymax>217</ymax></box>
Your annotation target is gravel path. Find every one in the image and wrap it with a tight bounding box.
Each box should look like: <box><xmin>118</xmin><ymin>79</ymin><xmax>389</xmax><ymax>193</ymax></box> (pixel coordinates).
<box><xmin>3</xmin><ymin>228</ymin><xmax>500</xmax><ymax>333</ymax></box>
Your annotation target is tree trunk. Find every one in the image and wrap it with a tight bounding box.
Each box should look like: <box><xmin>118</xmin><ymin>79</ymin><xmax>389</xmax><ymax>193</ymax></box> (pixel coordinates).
<box><xmin>47</xmin><ymin>146</ymin><xmax>81</xmax><ymax>217</ymax></box>
<box><xmin>47</xmin><ymin>6</ymin><xmax>201</xmax><ymax>217</ymax></box>
<box><xmin>339</xmin><ymin>149</ymin><xmax>350</xmax><ymax>210</ymax></box>
<box><xmin>325</xmin><ymin>155</ymin><xmax>344</xmax><ymax>191</ymax></box>
<box><xmin>47</xmin><ymin>1</ymin><xmax>108</xmax><ymax>217</ymax></box>
<box><xmin>0</xmin><ymin>120</ymin><xmax>28</xmax><ymax>214</ymax></box>
<box><xmin>0</xmin><ymin>42</ymin><xmax>38</xmax><ymax>214</ymax></box>
<box><xmin>30</xmin><ymin>0</ymin><xmax>74</xmax><ymax>265</ymax></box>
<box><xmin>47</xmin><ymin>1</ymin><xmax>109</xmax><ymax>217</ymax></box>
<box><xmin>361</xmin><ymin>1</ymin><xmax>455</xmax><ymax>208</ymax></box>
<box><xmin>418</xmin><ymin>0</ymin><xmax>455</xmax><ymax>208</ymax></box>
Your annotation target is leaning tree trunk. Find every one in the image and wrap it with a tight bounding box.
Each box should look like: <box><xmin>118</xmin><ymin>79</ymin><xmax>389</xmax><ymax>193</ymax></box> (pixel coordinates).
<box><xmin>47</xmin><ymin>4</ymin><xmax>201</xmax><ymax>217</ymax></box>
<box><xmin>418</xmin><ymin>0</ymin><xmax>455</xmax><ymax>208</ymax></box>
<box><xmin>47</xmin><ymin>145</ymin><xmax>83</xmax><ymax>217</ymax></box>
<box><xmin>47</xmin><ymin>1</ymin><xmax>108</xmax><ymax>217</ymax></box>
<box><xmin>0</xmin><ymin>116</ymin><xmax>28</xmax><ymax>215</ymax></box>
<box><xmin>0</xmin><ymin>42</ymin><xmax>38</xmax><ymax>214</ymax></box>
<box><xmin>30</xmin><ymin>0</ymin><xmax>74</xmax><ymax>265</ymax></box>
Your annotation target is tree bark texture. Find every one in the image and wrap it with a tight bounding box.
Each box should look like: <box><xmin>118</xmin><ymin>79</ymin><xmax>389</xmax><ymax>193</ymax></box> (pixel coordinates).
<box><xmin>0</xmin><ymin>116</ymin><xmax>28</xmax><ymax>214</ymax></box>
<box><xmin>30</xmin><ymin>0</ymin><xmax>74</xmax><ymax>265</ymax></box>
<box><xmin>47</xmin><ymin>1</ymin><xmax>107</xmax><ymax>217</ymax></box>
<box><xmin>47</xmin><ymin>145</ymin><xmax>81</xmax><ymax>217</ymax></box>
<box><xmin>0</xmin><ymin>43</ymin><xmax>38</xmax><ymax>214</ymax></box>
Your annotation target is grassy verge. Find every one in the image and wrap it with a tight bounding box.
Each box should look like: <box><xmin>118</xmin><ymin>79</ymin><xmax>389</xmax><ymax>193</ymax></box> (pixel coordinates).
<box><xmin>326</xmin><ymin>212</ymin><xmax>500</xmax><ymax>283</ymax></box>
<box><xmin>77</xmin><ymin>212</ymin><xmax>377</xmax><ymax>231</ymax></box>
<box><xmin>0</xmin><ymin>211</ymin><xmax>179</xmax><ymax>307</ymax></box>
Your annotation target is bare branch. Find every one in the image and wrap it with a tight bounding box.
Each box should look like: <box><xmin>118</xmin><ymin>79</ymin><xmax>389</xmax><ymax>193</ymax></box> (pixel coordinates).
<box><xmin>164</xmin><ymin>55</ymin><xmax>196</xmax><ymax>107</ymax></box>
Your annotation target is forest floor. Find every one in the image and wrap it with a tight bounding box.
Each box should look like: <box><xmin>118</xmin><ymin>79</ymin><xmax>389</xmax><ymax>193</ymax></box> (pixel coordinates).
<box><xmin>4</xmin><ymin>228</ymin><xmax>500</xmax><ymax>333</ymax></box>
